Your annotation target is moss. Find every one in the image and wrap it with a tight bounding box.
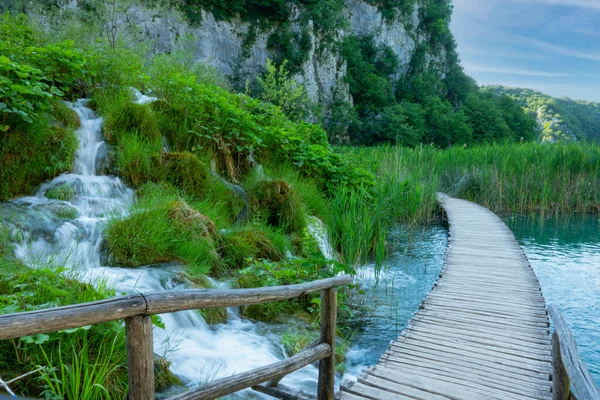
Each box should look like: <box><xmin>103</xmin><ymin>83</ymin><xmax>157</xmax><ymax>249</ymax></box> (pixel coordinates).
<box><xmin>0</xmin><ymin>123</ymin><xmax>78</xmax><ymax>201</ymax></box>
<box><xmin>219</xmin><ymin>226</ymin><xmax>290</xmax><ymax>270</ymax></box>
<box><xmin>116</xmin><ymin>133</ymin><xmax>164</xmax><ymax>186</ymax></box>
<box><xmin>45</xmin><ymin>182</ymin><xmax>74</xmax><ymax>201</ymax></box>
<box><xmin>103</xmin><ymin>102</ymin><xmax>161</xmax><ymax>145</ymax></box>
<box><xmin>105</xmin><ymin>200</ymin><xmax>220</xmax><ymax>270</ymax></box>
<box><xmin>280</xmin><ymin>328</ymin><xmax>348</xmax><ymax>372</ymax></box>
<box><xmin>248</xmin><ymin>180</ymin><xmax>306</xmax><ymax>234</ymax></box>
<box><xmin>154</xmin><ymin>356</ymin><xmax>183</xmax><ymax>392</ymax></box>
<box><xmin>151</xmin><ymin>100</ymin><xmax>190</xmax><ymax>152</ymax></box>
<box><xmin>163</xmin><ymin>152</ymin><xmax>210</xmax><ymax>198</ymax></box>
<box><xmin>50</xmin><ymin>99</ymin><xmax>80</xmax><ymax>129</ymax></box>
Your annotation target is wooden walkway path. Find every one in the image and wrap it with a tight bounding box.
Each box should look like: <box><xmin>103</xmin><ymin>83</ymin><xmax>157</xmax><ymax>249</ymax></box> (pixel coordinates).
<box><xmin>339</xmin><ymin>194</ymin><xmax>553</xmax><ymax>400</ymax></box>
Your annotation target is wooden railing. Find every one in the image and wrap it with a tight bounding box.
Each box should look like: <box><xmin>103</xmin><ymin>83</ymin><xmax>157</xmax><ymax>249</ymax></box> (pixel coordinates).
<box><xmin>549</xmin><ymin>305</ymin><xmax>600</xmax><ymax>400</ymax></box>
<box><xmin>0</xmin><ymin>275</ymin><xmax>353</xmax><ymax>400</ymax></box>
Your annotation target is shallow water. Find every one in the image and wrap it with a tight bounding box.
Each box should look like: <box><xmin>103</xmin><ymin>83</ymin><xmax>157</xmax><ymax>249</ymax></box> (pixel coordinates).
<box><xmin>506</xmin><ymin>214</ymin><xmax>600</xmax><ymax>387</ymax></box>
<box><xmin>341</xmin><ymin>225</ymin><xmax>447</xmax><ymax>384</ymax></box>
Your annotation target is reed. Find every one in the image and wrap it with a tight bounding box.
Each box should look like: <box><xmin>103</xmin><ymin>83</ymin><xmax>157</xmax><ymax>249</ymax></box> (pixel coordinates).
<box><xmin>339</xmin><ymin>142</ymin><xmax>600</xmax><ymax>225</ymax></box>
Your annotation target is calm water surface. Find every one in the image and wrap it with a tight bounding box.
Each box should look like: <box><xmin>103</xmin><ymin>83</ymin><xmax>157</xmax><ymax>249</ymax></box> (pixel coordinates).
<box><xmin>506</xmin><ymin>214</ymin><xmax>600</xmax><ymax>386</ymax></box>
<box><xmin>342</xmin><ymin>224</ymin><xmax>447</xmax><ymax>383</ymax></box>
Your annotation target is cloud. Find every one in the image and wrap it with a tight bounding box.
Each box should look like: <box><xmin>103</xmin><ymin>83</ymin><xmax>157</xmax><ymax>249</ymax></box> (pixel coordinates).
<box><xmin>529</xmin><ymin>39</ymin><xmax>600</xmax><ymax>61</ymax></box>
<box><xmin>463</xmin><ymin>64</ymin><xmax>571</xmax><ymax>77</ymax></box>
<box><xmin>541</xmin><ymin>0</ymin><xmax>600</xmax><ymax>10</ymax></box>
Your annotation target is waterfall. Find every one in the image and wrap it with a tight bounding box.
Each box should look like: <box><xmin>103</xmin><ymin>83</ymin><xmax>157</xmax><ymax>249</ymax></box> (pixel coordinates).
<box><xmin>7</xmin><ymin>97</ymin><xmax>319</xmax><ymax>396</ymax></box>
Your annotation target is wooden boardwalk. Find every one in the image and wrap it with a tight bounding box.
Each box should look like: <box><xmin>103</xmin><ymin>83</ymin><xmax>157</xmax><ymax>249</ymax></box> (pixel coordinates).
<box><xmin>339</xmin><ymin>194</ymin><xmax>553</xmax><ymax>400</ymax></box>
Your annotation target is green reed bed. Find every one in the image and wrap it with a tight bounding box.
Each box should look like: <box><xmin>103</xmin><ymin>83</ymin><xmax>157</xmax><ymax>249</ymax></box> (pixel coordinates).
<box><xmin>339</xmin><ymin>142</ymin><xmax>600</xmax><ymax>226</ymax></box>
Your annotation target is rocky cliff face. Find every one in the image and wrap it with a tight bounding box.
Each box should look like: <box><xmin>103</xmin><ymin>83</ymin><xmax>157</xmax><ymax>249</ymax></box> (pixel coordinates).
<box><xmin>110</xmin><ymin>0</ymin><xmax>446</xmax><ymax>108</ymax></box>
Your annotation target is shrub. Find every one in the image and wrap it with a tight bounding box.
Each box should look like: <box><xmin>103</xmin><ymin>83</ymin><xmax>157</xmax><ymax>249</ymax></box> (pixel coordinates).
<box><xmin>248</xmin><ymin>180</ymin><xmax>306</xmax><ymax>234</ymax></box>
<box><xmin>105</xmin><ymin>198</ymin><xmax>220</xmax><ymax>272</ymax></box>
<box><xmin>103</xmin><ymin>103</ymin><xmax>161</xmax><ymax>145</ymax></box>
<box><xmin>236</xmin><ymin>257</ymin><xmax>353</xmax><ymax>320</ymax></box>
<box><xmin>163</xmin><ymin>152</ymin><xmax>210</xmax><ymax>198</ymax></box>
<box><xmin>219</xmin><ymin>225</ymin><xmax>290</xmax><ymax>271</ymax></box>
<box><xmin>0</xmin><ymin>123</ymin><xmax>78</xmax><ymax>200</ymax></box>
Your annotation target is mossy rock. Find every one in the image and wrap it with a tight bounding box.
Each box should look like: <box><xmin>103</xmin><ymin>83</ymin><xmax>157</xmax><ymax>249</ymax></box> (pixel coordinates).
<box><xmin>154</xmin><ymin>356</ymin><xmax>183</xmax><ymax>392</ymax></box>
<box><xmin>0</xmin><ymin>124</ymin><xmax>78</xmax><ymax>201</ymax></box>
<box><xmin>249</xmin><ymin>180</ymin><xmax>306</xmax><ymax>234</ymax></box>
<box><xmin>163</xmin><ymin>152</ymin><xmax>210</xmax><ymax>197</ymax></box>
<box><xmin>106</xmin><ymin>201</ymin><xmax>219</xmax><ymax>268</ymax></box>
<box><xmin>151</xmin><ymin>100</ymin><xmax>190</xmax><ymax>152</ymax></box>
<box><xmin>45</xmin><ymin>182</ymin><xmax>75</xmax><ymax>201</ymax></box>
<box><xmin>178</xmin><ymin>272</ymin><xmax>227</xmax><ymax>324</ymax></box>
<box><xmin>168</xmin><ymin>200</ymin><xmax>219</xmax><ymax>242</ymax></box>
<box><xmin>103</xmin><ymin>103</ymin><xmax>161</xmax><ymax>145</ymax></box>
<box><xmin>37</xmin><ymin>203</ymin><xmax>79</xmax><ymax>220</ymax></box>
<box><xmin>219</xmin><ymin>227</ymin><xmax>286</xmax><ymax>269</ymax></box>
<box><xmin>51</xmin><ymin>100</ymin><xmax>80</xmax><ymax>129</ymax></box>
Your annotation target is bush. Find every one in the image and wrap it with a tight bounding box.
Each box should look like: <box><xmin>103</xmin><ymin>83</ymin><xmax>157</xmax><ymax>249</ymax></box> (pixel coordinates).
<box><xmin>0</xmin><ymin>123</ymin><xmax>78</xmax><ymax>200</ymax></box>
<box><xmin>105</xmin><ymin>199</ymin><xmax>219</xmax><ymax>272</ymax></box>
<box><xmin>163</xmin><ymin>152</ymin><xmax>210</xmax><ymax>198</ymax></box>
<box><xmin>248</xmin><ymin>180</ymin><xmax>306</xmax><ymax>234</ymax></box>
<box><xmin>236</xmin><ymin>257</ymin><xmax>353</xmax><ymax>320</ymax></box>
<box><xmin>219</xmin><ymin>225</ymin><xmax>290</xmax><ymax>271</ymax></box>
<box><xmin>103</xmin><ymin>102</ymin><xmax>161</xmax><ymax>145</ymax></box>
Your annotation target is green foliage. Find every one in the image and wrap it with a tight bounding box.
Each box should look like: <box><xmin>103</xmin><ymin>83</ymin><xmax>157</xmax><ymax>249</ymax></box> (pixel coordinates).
<box><xmin>103</xmin><ymin>102</ymin><xmax>161</xmax><ymax>145</ymax></box>
<box><xmin>236</xmin><ymin>257</ymin><xmax>353</xmax><ymax>320</ymax></box>
<box><xmin>115</xmin><ymin>133</ymin><xmax>164</xmax><ymax>186</ymax></box>
<box><xmin>488</xmin><ymin>85</ymin><xmax>600</xmax><ymax>142</ymax></box>
<box><xmin>105</xmin><ymin>196</ymin><xmax>220</xmax><ymax>271</ymax></box>
<box><xmin>248</xmin><ymin>180</ymin><xmax>306</xmax><ymax>234</ymax></box>
<box><xmin>0</xmin><ymin>122</ymin><xmax>78</xmax><ymax>200</ymax></box>
<box><xmin>280</xmin><ymin>327</ymin><xmax>349</xmax><ymax>371</ymax></box>
<box><xmin>45</xmin><ymin>183</ymin><xmax>75</xmax><ymax>201</ymax></box>
<box><xmin>0</xmin><ymin>264</ymin><xmax>127</xmax><ymax>398</ymax></box>
<box><xmin>163</xmin><ymin>152</ymin><xmax>210</xmax><ymax>198</ymax></box>
<box><xmin>339</xmin><ymin>142</ymin><xmax>600</xmax><ymax>224</ymax></box>
<box><xmin>257</xmin><ymin>59</ymin><xmax>312</xmax><ymax>122</ymax></box>
<box><xmin>219</xmin><ymin>225</ymin><xmax>290</xmax><ymax>271</ymax></box>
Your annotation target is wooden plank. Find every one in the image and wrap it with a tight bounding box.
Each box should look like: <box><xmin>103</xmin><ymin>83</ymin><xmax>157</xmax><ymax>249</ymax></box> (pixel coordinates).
<box><xmin>343</xmin><ymin>381</ymin><xmax>415</xmax><ymax>400</ymax></box>
<box><xmin>358</xmin><ymin>372</ymin><xmax>462</xmax><ymax>400</ymax></box>
<box><xmin>340</xmin><ymin>194</ymin><xmax>560</xmax><ymax>400</ymax></box>
<box><xmin>0</xmin><ymin>295</ymin><xmax>146</xmax><ymax>340</ymax></box>
<box><xmin>373</xmin><ymin>359</ymin><xmax>551</xmax><ymax>398</ymax></box>
<box><xmin>367</xmin><ymin>365</ymin><xmax>541</xmax><ymax>400</ymax></box>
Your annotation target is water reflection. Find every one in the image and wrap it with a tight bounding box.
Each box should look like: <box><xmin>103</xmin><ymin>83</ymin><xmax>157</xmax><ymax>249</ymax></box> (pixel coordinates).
<box><xmin>506</xmin><ymin>214</ymin><xmax>600</xmax><ymax>386</ymax></box>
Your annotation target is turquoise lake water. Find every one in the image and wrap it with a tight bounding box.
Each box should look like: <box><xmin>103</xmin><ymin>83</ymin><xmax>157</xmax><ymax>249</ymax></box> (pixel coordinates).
<box><xmin>506</xmin><ymin>214</ymin><xmax>600</xmax><ymax>387</ymax></box>
<box><xmin>344</xmin><ymin>215</ymin><xmax>600</xmax><ymax>389</ymax></box>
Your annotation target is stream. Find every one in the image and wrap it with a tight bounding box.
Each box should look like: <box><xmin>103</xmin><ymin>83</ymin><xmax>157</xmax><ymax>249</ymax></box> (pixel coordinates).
<box><xmin>1</xmin><ymin>98</ymin><xmax>444</xmax><ymax>398</ymax></box>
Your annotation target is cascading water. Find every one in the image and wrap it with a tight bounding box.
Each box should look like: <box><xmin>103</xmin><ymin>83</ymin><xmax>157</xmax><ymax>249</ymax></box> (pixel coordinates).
<box><xmin>6</xmin><ymin>97</ymin><xmax>319</xmax><ymax>397</ymax></box>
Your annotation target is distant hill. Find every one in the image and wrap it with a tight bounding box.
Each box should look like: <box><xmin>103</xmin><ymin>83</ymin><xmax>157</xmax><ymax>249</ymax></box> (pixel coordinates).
<box><xmin>486</xmin><ymin>86</ymin><xmax>600</xmax><ymax>142</ymax></box>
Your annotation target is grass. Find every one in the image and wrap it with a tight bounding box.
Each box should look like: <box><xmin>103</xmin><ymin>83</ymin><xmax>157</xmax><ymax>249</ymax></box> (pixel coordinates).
<box><xmin>0</xmin><ymin>121</ymin><xmax>78</xmax><ymax>201</ymax></box>
<box><xmin>339</xmin><ymin>142</ymin><xmax>600</xmax><ymax>223</ymax></box>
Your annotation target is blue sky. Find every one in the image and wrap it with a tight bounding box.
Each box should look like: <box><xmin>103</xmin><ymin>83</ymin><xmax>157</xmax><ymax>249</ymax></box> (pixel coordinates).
<box><xmin>451</xmin><ymin>0</ymin><xmax>600</xmax><ymax>102</ymax></box>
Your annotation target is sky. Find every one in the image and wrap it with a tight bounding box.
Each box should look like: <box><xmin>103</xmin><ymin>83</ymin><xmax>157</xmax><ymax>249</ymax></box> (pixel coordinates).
<box><xmin>451</xmin><ymin>0</ymin><xmax>600</xmax><ymax>102</ymax></box>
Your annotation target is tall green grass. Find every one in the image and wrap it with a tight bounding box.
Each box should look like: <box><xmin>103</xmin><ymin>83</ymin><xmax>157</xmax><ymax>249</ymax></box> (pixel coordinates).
<box><xmin>339</xmin><ymin>142</ymin><xmax>600</xmax><ymax>224</ymax></box>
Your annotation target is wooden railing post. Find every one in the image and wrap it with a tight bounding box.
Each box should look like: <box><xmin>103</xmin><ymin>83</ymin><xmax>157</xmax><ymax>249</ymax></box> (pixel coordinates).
<box><xmin>552</xmin><ymin>330</ymin><xmax>570</xmax><ymax>400</ymax></box>
<box><xmin>318</xmin><ymin>288</ymin><xmax>336</xmax><ymax>400</ymax></box>
<box><xmin>125</xmin><ymin>315</ymin><xmax>155</xmax><ymax>400</ymax></box>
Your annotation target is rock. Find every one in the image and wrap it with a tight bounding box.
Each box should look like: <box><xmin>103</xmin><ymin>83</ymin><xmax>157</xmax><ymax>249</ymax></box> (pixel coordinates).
<box><xmin>95</xmin><ymin>142</ymin><xmax>118</xmax><ymax>176</ymax></box>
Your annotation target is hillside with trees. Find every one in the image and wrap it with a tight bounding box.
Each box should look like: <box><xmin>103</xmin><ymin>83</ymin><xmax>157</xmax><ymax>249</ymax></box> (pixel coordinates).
<box><xmin>488</xmin><ymin>85</ymin><xmax>600</xmax><ymax>143</ymax></box>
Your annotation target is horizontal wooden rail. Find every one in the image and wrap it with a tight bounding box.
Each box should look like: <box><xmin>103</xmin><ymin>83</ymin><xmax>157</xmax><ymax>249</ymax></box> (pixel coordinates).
<box><xmin>169</xmin><ymin>343</ymin><xmax>331</xmax><ymax>400</ymax></box>
<box><xmin>0</xmin><ymin>275</ymin><xmax>352</xmax><ymax>340</ymax></box>
<box><xmin>0</xmin><ymin>275</ymin><xmax>353</xmax><ymax>400</ymax></box>
<box><xmin>549</xmin><ymin>305</ymin><xmax>600</xmax><ymax>400</ymax></box>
